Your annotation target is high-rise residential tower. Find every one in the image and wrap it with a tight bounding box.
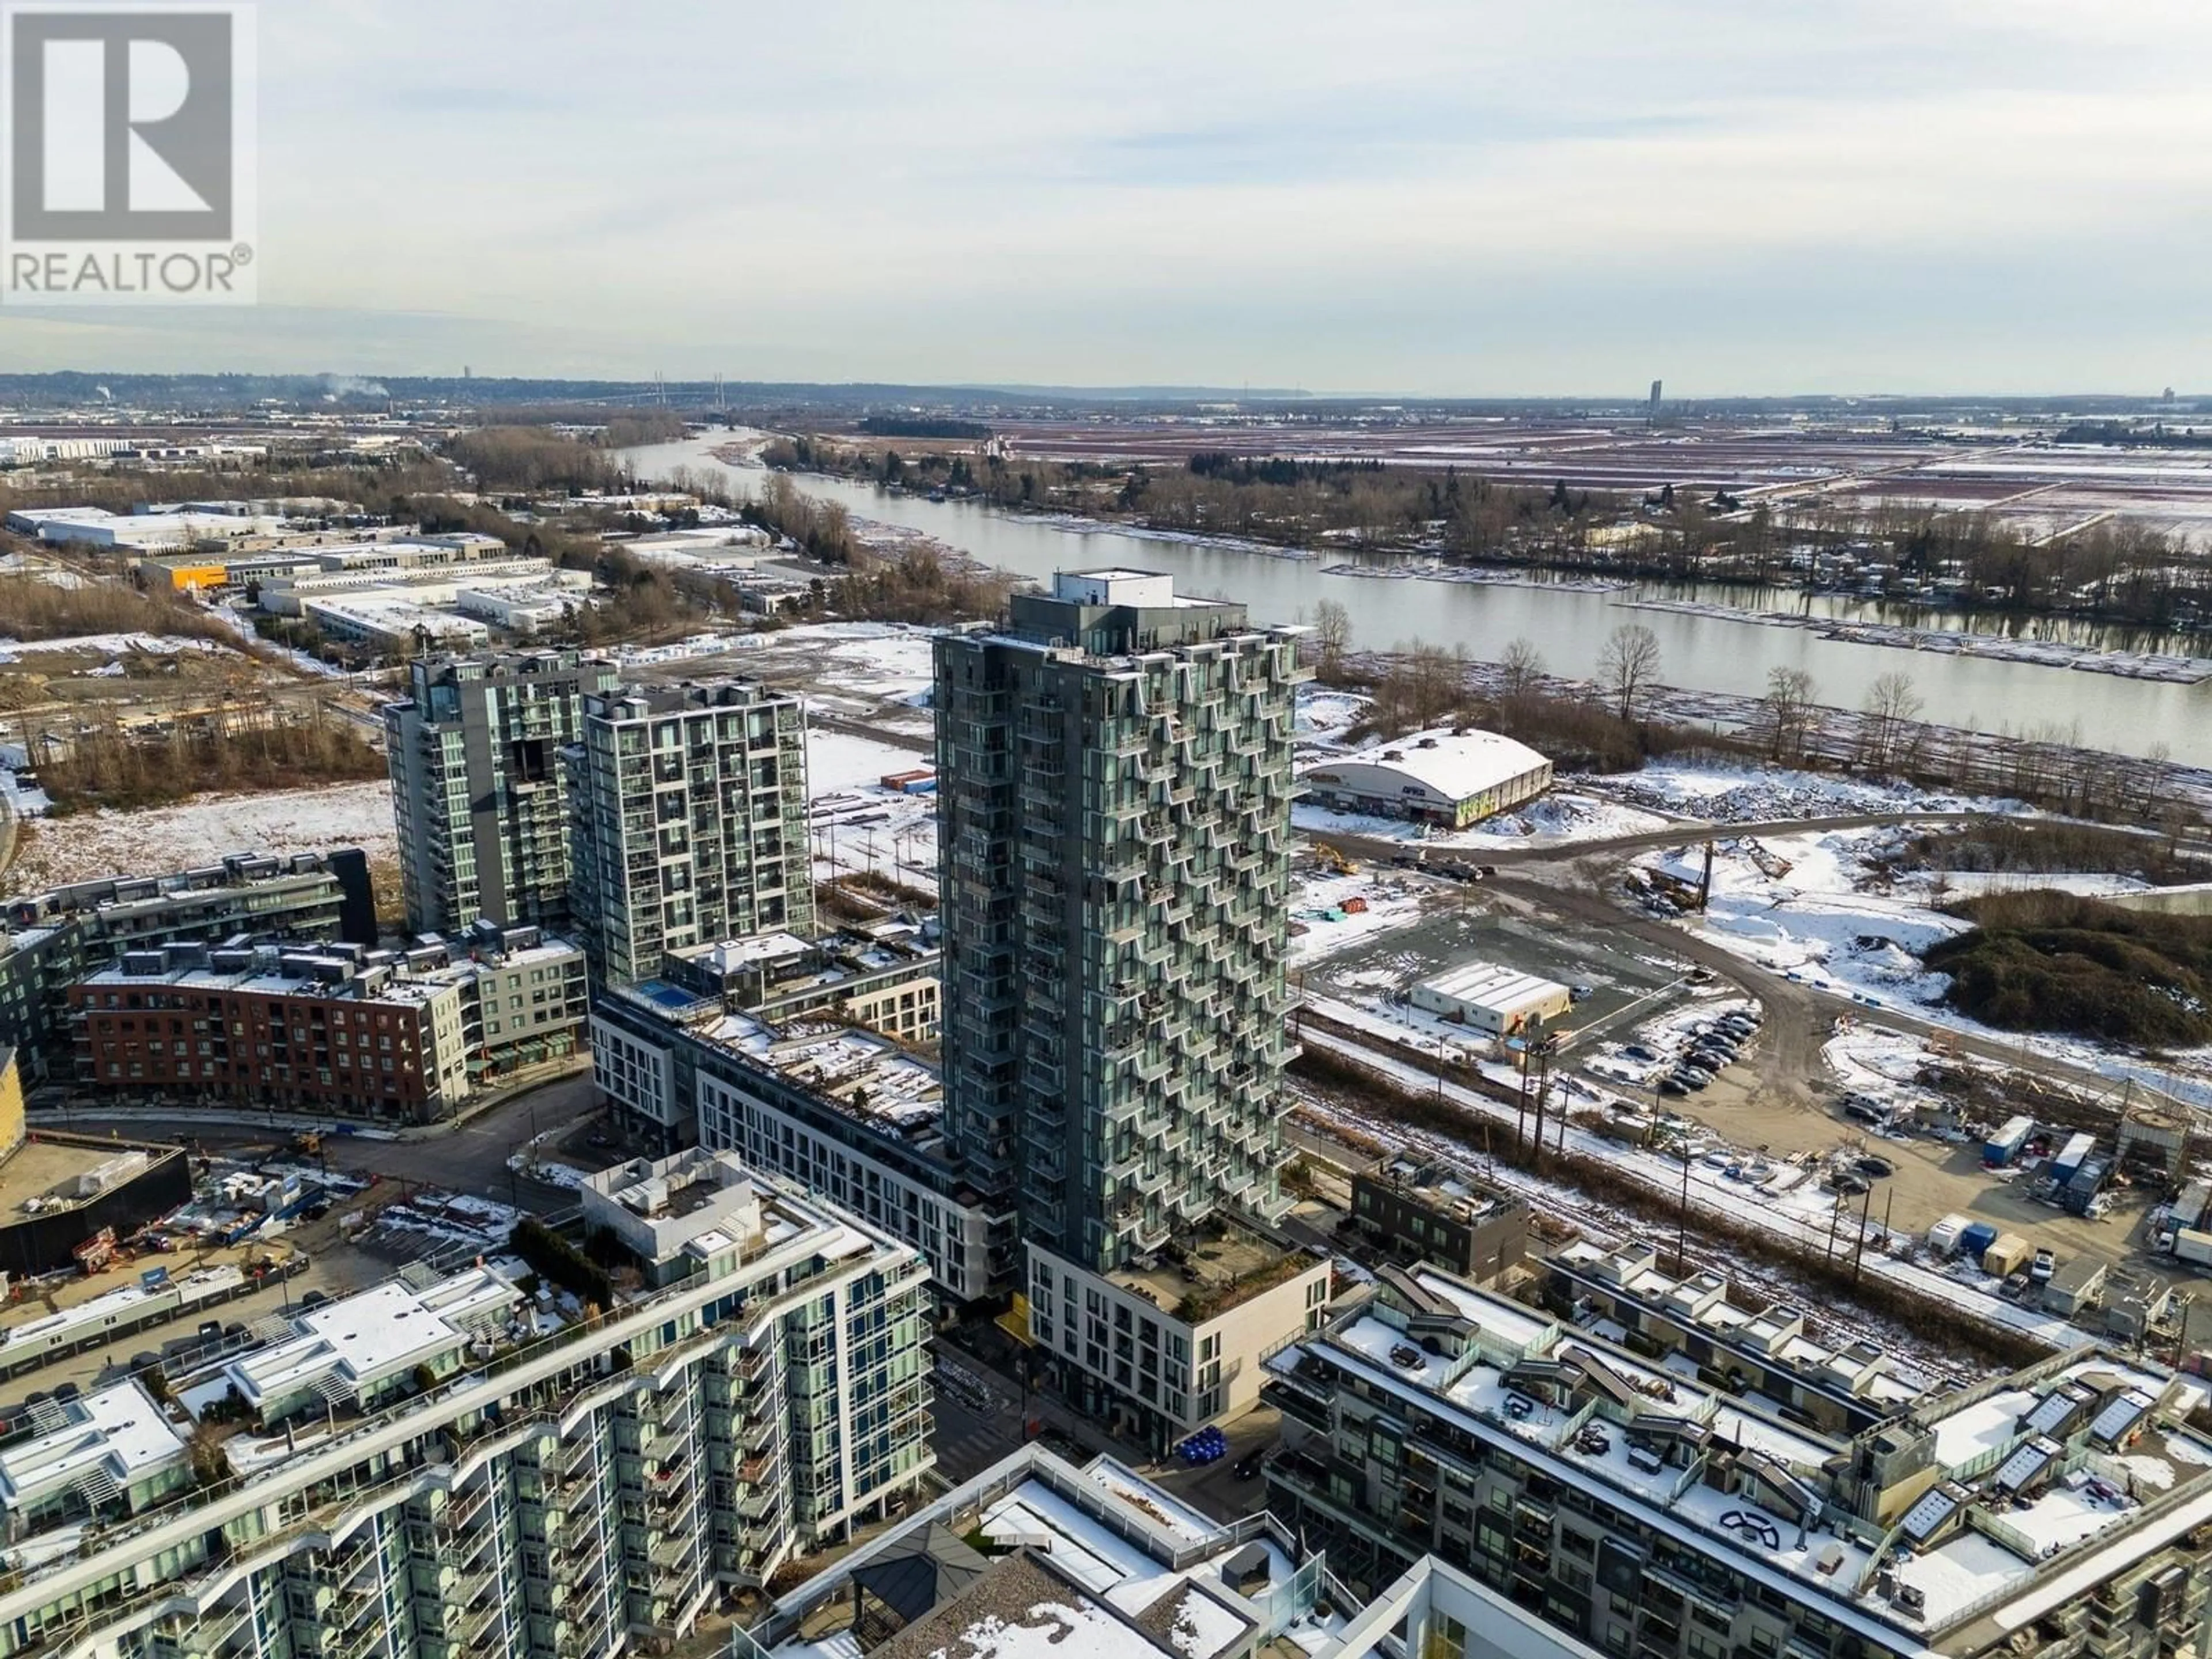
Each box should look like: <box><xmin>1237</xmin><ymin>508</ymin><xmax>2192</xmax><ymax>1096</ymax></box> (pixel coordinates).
<box><xmin>384</xmin><ymin>649</ymin><xmax>619</xmax><ymax>934</ymax></box>
<box><xmin>564</xmin><ymin>679</ymin><xmax>813</xmax><ymax>986</ymax></box>
<box><xmin>933</xmin><ymin>570</ymin><xmax>1305</xmax><ymax>1273</ymax></box>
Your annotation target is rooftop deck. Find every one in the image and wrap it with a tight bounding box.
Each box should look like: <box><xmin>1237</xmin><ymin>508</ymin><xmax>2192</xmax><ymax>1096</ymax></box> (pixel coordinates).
<box><xmin>1283</xmin><ymin>1267</ymin><xmax>2212</xmax><ymax>1647</ymax></box>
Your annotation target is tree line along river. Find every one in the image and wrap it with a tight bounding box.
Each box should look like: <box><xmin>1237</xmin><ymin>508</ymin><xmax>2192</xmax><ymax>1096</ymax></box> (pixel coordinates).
<box><xmin>619</xmin><ymin>435</ymin><xmax>2212</xmax><ymax>768</ymax></box>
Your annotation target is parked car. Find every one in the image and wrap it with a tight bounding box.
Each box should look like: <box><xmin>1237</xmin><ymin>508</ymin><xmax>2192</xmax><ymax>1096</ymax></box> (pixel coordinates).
<box><xmin>1670</xmin><ymin>1069</ymin><xmax>1710</xmax><ymax>1092</ymax></box>
<box><xmin>1681</xmin><ymin>1051</ymin><xmax>1726</xmax><ymax>1074</ymax></box>
<box><xmin>1569</xmin><ymin>984</ymin><xmax>1594</xmax><ymax>1002</ymax></box>
<box><xmin>1842</xmin><ymin>1101</ymin><xmax>1885</xmax><ymax>1125</ymax></box>
<box><xmin>1855</xmin><ymin>1156</ymin><xmax>1894</xmax><ymax>1178</ymax></box>
<box><xmin>1623</xmin><ymin>1044</ymin><xmax>1659</xmax><ymax>1063</ymax></box>
<box><xmin>1233</xmin><ymin>1448</ymin><xmax>1268</xmax><ymax>1480</ymax></box>
<box><xmin>1830</xmin><ymin>1172</ymin><xmax>1871</xmax><ymax>1196</ymax></box>
<box><xmin>2031</xmin><ymin>1247</ymin><xmax>2058</xmax><ymax>1283</ymax></box>
<box><xmin>1658</xmin><ymin>1077</ymin><xmax>1690</xmax><ymax>1097</ymax></box>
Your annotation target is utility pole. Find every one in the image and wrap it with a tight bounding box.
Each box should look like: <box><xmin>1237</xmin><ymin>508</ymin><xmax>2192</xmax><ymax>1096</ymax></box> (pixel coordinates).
<box><xmin>1676</xmin><ymin>1148</ymin><xmax>1690</xmax><ymax>1272</ymax></box>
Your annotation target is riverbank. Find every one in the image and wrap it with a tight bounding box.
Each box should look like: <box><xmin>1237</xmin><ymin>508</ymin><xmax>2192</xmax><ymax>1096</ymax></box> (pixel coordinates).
<box><xmin>617</xmin><ymin>434</ymin><xmax>2212</xmax><ymax>767</ymax></box>
<box><xmin>1319</xmin><ymin>558</ymin><xmax>1626</xmax><ymax>594</ymax></box>
<box><xmin>1618</xmin><ymin>597</ymin><xmax>2212</xmax><ymax>684</ymax></box>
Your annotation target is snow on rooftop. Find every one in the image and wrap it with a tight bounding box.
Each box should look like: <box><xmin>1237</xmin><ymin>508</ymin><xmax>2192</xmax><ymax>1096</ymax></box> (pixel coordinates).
<box><xmin>1302</xmin><ymin>728</ymin><xmax>1549</xmax><ymax>806</ymax></box>
<box><xmin>691</xmin><ymin>931</ymin><xmax>812</xmax><ymax>972</ymax></box>
<box><xmin>980</xmin><ymin>1484</ymin><xmax>1180</xmax><ymax>1612</ymax></box>
<box><xmin>929</xmin><ymin>1598</ymin><xmax>1149</xmax><ymax>1659</ymax></box>
<box><xmin>1417</xmin><ymin>960</ymin><xmax>1569</xmax><ymax>1014</ymax></box>
<box><xmin>0</xmin><ymin>1381</ymin><xmax>187</xmax><ymax>1510</ymax></box>
<box><xmin>1927</xmin><ymin>1388</ymin><xmax>2038</xmax><ymax>1473</ymax></box>
<box><xmin>1083</xmin><ymin>1460</ymin><xmax>1218</xmax><ymax>1545</ymax></box>
<box><xmin>227</xmin><ymin>1267</ymin><xmax>517</xmax><ymax>1405</ymax></box>
<box><xmin>1165</xmin><ymin>1588</ymin><xmax>1248</xmax><ymax>1659</ymax></box>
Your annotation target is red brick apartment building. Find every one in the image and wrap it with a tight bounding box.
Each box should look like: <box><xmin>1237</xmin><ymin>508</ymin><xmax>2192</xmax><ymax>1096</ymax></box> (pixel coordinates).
<box><xmin>69</xmin><ymin>924</ymin><xmax>585</xmax><ymax>1123</ymax></box>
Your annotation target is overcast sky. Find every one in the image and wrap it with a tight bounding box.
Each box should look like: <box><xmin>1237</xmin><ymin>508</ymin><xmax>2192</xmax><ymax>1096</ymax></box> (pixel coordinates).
<box><xmin>5</xmin><ymin>0</ymin><xmax>2206</xmax><ymax>394</ymax></box>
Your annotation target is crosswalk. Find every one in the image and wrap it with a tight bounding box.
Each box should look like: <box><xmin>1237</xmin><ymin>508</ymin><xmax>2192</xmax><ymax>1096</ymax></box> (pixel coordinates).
<box><xmin>930</xmin><ymin>1391</ymin><xmax>1022</xmax><ymax>1483</ymax></box>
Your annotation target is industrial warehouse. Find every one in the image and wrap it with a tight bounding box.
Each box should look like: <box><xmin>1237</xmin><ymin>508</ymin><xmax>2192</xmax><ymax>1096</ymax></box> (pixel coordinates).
<box><xmin>1298</xmin><ymin>728</ymin><xmax>1552</xmax><ymax>828</ymax></box>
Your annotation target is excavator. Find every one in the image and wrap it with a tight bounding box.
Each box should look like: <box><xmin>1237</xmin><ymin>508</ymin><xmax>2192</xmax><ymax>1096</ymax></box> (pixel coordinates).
<box><xmin>1315</xmin><ymin>843</ymin><xmax>1359</xmax><ymax>877</ymax></box>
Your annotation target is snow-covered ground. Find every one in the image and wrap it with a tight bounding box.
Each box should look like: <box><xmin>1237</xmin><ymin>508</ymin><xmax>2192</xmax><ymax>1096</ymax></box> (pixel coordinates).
<box><xmin>1589</xmin><ymin>759</ymin><xmax>2020</xmax><ymax>825</ymax></box>
<box><xmin>1639</xmin><ymin>826</ymin><xmax>2212</xmax><ymax>1112</ymax></box>
<box><xmin>0</xmin><ymin>631</ymin><xmax>232</xmax><ymax>662</ymax></box>
<box><xmin>626</xmin><ymin>620</ymin><xmax>942</xmax><ymax>734</ymax></box>
<box><xmin>1652</xmin><ymin>827</ymin><xmax>1966</xmax><ymax>1008</ymax></box>
<box><xmin>7</xmin><ymin>779</ymin><xmax>397</xmax><ymax>893</ymax></box>
<box><xmin>805</xmin><ymin>727</ymin><xmax>940</xmax><ymax>890</ymax></box>
<box><xmin>1295</xmin><ymin>791</ymin><xmax>1672</xmax><ymax>850</ymax></box>
<box><xmin>1288</xmin><ymin>870</ymin><xmax>1433</xmax><ymax>965</ymax></box>
<box><xmin>1293</xmin><ymin>1018</ymin><xmax>2083</xmax><ymax>1350</ymax></box>
<box><xmin>1296</xmin><ymin>688</ymin><xmax>1369</xmax><ymax>738</ymax></box>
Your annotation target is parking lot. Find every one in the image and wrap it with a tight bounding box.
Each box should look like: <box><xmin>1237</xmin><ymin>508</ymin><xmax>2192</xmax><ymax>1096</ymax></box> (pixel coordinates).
<box><xmin>1302</xmin><ymin>907</ymin><xmax>1694</xmax><ymax>1055</ymax></box>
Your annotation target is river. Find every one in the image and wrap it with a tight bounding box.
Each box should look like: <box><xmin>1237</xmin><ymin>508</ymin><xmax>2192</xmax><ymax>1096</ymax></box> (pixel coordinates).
<box><xmin>618</xmin><ymin>434</ymin><xmax>2212</xmax><ymax>767</ymax></box>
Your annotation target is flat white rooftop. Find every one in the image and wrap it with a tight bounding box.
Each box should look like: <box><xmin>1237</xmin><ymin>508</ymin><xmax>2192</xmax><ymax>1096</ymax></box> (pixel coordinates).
<box><xmin>225</xmin><ymin>1267</ymin><xmax>519</xmax><ymax>1407</ymax></box>
<box><xmin>1418</xmin><ymin>961</ymin><xmax>1568</xmax><ymax>1013</ymax></box>
<box><xmin>0</xmin><ymin>1381</ymin><xmax>187</xmax><ymax>1511</ymax></box>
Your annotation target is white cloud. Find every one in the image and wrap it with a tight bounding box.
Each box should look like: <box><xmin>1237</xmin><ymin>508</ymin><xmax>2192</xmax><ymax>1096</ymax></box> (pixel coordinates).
<box><xmin>6</xmin><ymin>0</ymin><xmax>2202</xmax><ymax>391</ymax></box>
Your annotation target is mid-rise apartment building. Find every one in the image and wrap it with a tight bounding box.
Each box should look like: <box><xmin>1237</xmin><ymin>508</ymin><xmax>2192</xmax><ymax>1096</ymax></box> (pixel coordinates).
<box><xmin>69</xmin><ymin>922</ymin><xmax>584</xmax><ymax>1122</ymax></box>
<box><xmin>0</xmin><ymin>850</ymin><xmax>374</xmax><ymax>1077</ymax></box>
<box><xmin>590</xmin><ymin>980</ymin><xmax>1007</xmax><ymax>1297</ymax></box>
<box><xmin>1026</xmin><ymin>1217</ymin><xmax>1331</xmax><ymax>1449</ymax></box>
<box><xmin>0</xmin><ymin>1150</ymin><xmax>933</xmax><ymax>1659</ymax></box>
<box><xmin>1264</xmin><ymin>1263</ymin><xmax>2212</xmax><ymax>1659</ymax></box>
<box><xmin>1351</xmin><ymin>1156</ymin><xmax>1531</xmax><ymax>1285</ymax></box>
<box><xmin>933</xmin><ymin>570</ymin><xmax>1305</xmax><ymax>1274</ymax></box>
<box><xmin>563</xmin><ymin>679</ymin><xmax>813</xmax><ymax>985</ymax></box>
<box><xmin>1543</xmin><ymin>1241</ymin><xmax>1950</xmax><ymax>1438</ymax></box>
<box><xmin>662</xmin><ymin>919</ymin><xmax>940</xmax><ymax>1046</ymax></box>
<box><xmin>749</xmin><ymin>1444</ymin><xmax>1609</xmax><ymax>1659</ymax></box>
<box><xmin>384</xmin><ymin>649</ymin><xmax>619</xmax><ymax>933</ymax></box>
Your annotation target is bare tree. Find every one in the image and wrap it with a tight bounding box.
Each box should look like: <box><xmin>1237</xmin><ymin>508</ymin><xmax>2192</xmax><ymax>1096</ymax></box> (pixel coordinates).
<box><xmin>2139</xmin><ymin>740</ymin><xmax>2175</xmax><ymax>821</ymax></box>
<box><xmin>1312</xmin><ymin>599</ymin><xmax>1352</xmax><ymax>679</ymax></box>
<box><xmin>1759</xmin><ymin>666</ymin><xmax>1818</xmax><ymax>763</ymax></box>
<box><xmin>1595</xmin><ymin>624</ymin><xmax>1662</xmax><ymax>724</ymax></box>
<box><xmin>1497</xmin><ymin>637</ymin><xmax>1546</xmax><ymax>702</ymax></box>
<box><xmin>1859</xmin><ymin>672</ymin><xmax>1923</xmax><ymax>772</ymax></box>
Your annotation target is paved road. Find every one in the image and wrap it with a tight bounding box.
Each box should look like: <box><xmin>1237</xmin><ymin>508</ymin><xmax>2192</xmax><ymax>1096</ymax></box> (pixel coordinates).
<box><xmin>48</xmin><ymin>1071</ymin><xmax>609</xmax><ymax>1215</ymax></box>
<box><xmin>1309</xmin><ymin>808</ymin><xmax>2001</xmax><ymax>873</ymax></box>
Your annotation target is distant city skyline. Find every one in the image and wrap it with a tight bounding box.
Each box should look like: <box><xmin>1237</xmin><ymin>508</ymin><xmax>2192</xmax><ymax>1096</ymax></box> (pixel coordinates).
<box><xmin>0</xmin><ymin>0</ymin><xmax>2202</xmax><ymax>396</ymax></box>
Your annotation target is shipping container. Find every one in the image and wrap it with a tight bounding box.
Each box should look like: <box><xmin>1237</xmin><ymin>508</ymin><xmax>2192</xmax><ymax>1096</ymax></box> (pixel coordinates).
<box><xmin>1959</xmin><ymin>1222</ymin><xmax>2001</xmax><ymax>1261</ymax></box>
<box><xmin>2175</xmin><ymin>1229</ymin><xmax>2212</xmax><ymax>1268</ymax></box>
<box><xmin>2175</xmin><ymin>1181</ymin><xmax>2212</xmax><ymax>1233</ymax></box>
<box><xmin>2062</xmin><ymin>1158</ymin><xmax>2112</xmax><ymax>1216</ymax></box>
<box><xmin>1982</xmin><ymin>1115</ymin><xmax>2035</xmax><ymax>1167</ymax></box>
<box><xmin>1926</xmin><ymin>1214</ymin><xmax>1973</xmax><ymax>1256</ymax></box>
<box><xmin>2052</xmin><ymin>1132</ymin><xmax>2097</xmax><ymax>1187</ymax></box>
<box><xmin>1982</xmin><ymin>1233</ymin><xmax>2033</xmax><ymax>1278</ymax></box>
